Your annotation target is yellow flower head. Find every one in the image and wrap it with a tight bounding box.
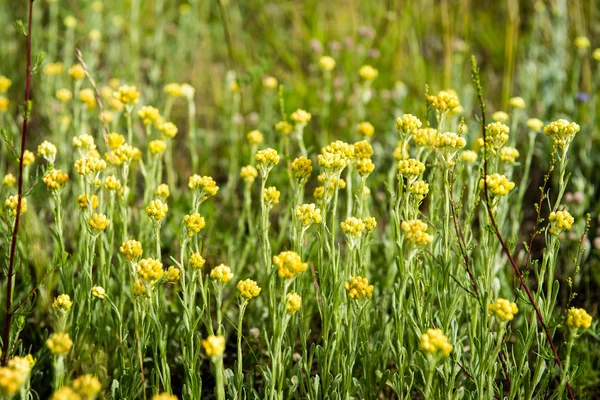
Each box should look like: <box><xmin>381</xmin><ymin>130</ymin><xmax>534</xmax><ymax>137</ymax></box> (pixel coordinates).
<box><xmin>492</xmin><ymin>111</ymin><xmax>509</xmax><ymax>123</ymax></box>
<box><xmin>79</xmin><ymin>88</ymin><xmax>96</xmax><ymax>110</ymax></box>
<box><xmin>164</xmin><ymin>83</ymin><xmax>183</xmax><ymax>97</ymax></box>
<box><xmin>401</xmin><ymin>219</ymin><xmax>432</xmax><ymax>246</ymax></box>
<box><xmin>22</xmin><ymin>150</ymin><xmax>35</xmax><ymax>166</ymax></box>
<box><xmin>427</xmin><ymin>90</ymin><xmax>460</xmax><ymax>113</ymax></box>
<box><xmin>104</xmin><ymin>175</ymin><xmax>122</xmax><ymax>192</ymax></box>
<box><xmin>138</xmin><ymin>106</ymin><xmax>160</xmax><ymax>125</ymax></box>
<box><xmin>291</xmin><ymin>156</ymin><xmax>312</xmax><ymax>181</ymax></box>
<box><xmin>202</xmin><ymin>335</ymin><xmax>225</xmax><ymax>358</ymax></box>
<box><xmin>479</xmin><ymin>174</ymin><xmax>515</xmax><ymax>197</ymax></box>
<box><xmin>434</xmin><ymin>131</ymin><xmax>466</xmax><ymax>150</ymax></box>
<box><xmin>3</xmin><ymin>174</ymin><xmax>15</xmax><ymax>187</ymax></box>
<box><xmin>355</xmin><ymin>158</ymin><xmax>375</xmax><ymax>177</ymax></box>
<box><xmin>357</xmin><ymin>121</ymin><xmax>374</xmax><ymax>137</ymax></box>
<box><xmin>137</xmin><ymin>257</ymin><xmax>164</xmax><ymax>281</ymax></box>
<box><xmin>43</xmin><ymin>62</ymin><xmax>64</xmax><ymax>76</ymax></box>
<box><xmin>165</xmin><ymin>266</ymin><xmax>181</xmax><ymax>282</ymax></box>
<box><xmin>480</xmin><ymin>122</ymin><xmax>509</xmax><ymax>152</ymax></box>
<box><xmin>275</xmin><ymin>120</ymin><xmax>293</xmax><ymax>136</ymax></box>
<box><xmin>152</xmin><ymin>393</ymin><xmax>178</xmax><ymax>400</ymax></box>
<box><xmin>106</xmin><ymin>132</ymin><xmax>126</xmax><ymax>150</ymax></box>
<box><xmin>247</xmin><ymin>130</ymin><xmax>264</xmax><ymax>145</ymax></box>
<box><xmin>363</xmin><ymin>216</ymin><xmax>377</xmax><ymax>233</ymax></box>
<box><xmin>0</xmin><ymin>76</ymin><xmax>11</xmax><ymax>94</ymax></box>
<box><xmin>237</xmin><ymin>279</ymin><xmax>262</xmax><ymax>300</ymax></box>
<box><xmin>158</xmin><ymin>121</ymin><xmax>178</xmax><ymax>138</ymax></box>
<box><xmin>52</xmin><ymin>294</ymin><xmax>73</xmax><ymax>312</ymax></box>
<box><xmin>89</xmin><ymin>213</ymin><xmax>110</xmax><ymax>232</ymax></box>
<box><xmin>240</xmin><ymin>165</ymin><xmax>258</xmax><ymax>184</ymax></box>
<box><xmin>509</xmin><ymin>96</ymin><xmax>526</xmax><ymax>109</ymax></box>
<box><xmin>74</xmin><ymin>155</ymin><xmax>107</xmax><ymax>176</ymax></box>
<box><xmin>210</xmin><ymin>264</ymin><xmax>234</xmax><ymax>283</ymax></box>
<box><xmin>420</xmin><ymin>328</ymin><xmax>452</xmax><ymax>357</ymax></box>
<box><xmin>73</xmin><ymin>374</ymin><xmax>101</xmax><ymax>399</ymax></box>
<box><xmin>146</xmin><ymin>199</ymin><xmax>168</xmax><ymax>221</ymax></box>
<box><xmin>263</xmin><ymin>186</ymin><xmax>280</xmax><ymax>207</ymax></box>
<box><xmin>353</xmin><ymin>140</ymin><xmax>373</xmax><ymax>159</ymax></box>
<box><xmin>181</xmin><ymin>83</ymin><xmax>196</xmax><ymax>99</ymax></box>
<box><xmin>154</xmin><ymin>183</ymin><xmax>170</xmax><ymax>199</ymax></box>
<box><xmin>148</xmin><ymin>140</ymin><xmax>167</xmax><ymax>155</ymax></box>
<box><xmin>132</xmin><ymin>279</ymin><xmax>146</xmax><ymax>297</ymax></box>
<box><xmin>566</xmin><ymin>307</ymin><xmax>592</xmax><ymax>330</ymax></box>
<box><xmin>460</xmin><ymin>150</ymin><xmax>478</xmax><ymax>163</ymax></box>
<box><xmin>319</xmin><ymin>56</ymin><xmax>336</xmax><ymax>72</ymax></box>
<box><xmin>114</xmin><ymin>85</ymin><xmax>140</xmax><ymax>105</ymax></box>
<box><xmin>291</xmin><ymin>109</ymin><xmax>312</xmax><ymax>125</ymax></box>
<box><xmin>190</xmin><ymin>252</ymin><xmax>206</xmax><ymax>270</ymax></box>
<box><xmin>120</xmin><ymin>240</ymin><xmax>143</xmax><ymax>261</ymax></box>
<box><xmin>488</xmin><ymin>298</ymin><xmax>519</xmax><ymax>322</ymax></box>
<box><xmin>263</xmin><ymin>76</ymin><xmax>278</xmax><ymax>89</ymax></box>
<box><xmin>183</xmin><ymin>213</ymin><xmax>205</xmax><ymax>237</ymax></box>
<box><xmin>91</xmin><ymin>286</ymin><xmax>106</xmax><ymax>299</ymax></box>
<box><xmin>396</xmin><ymin>114</ymin><xmax>422</xmax><ymax>134</ymax></box>
<box><xmin>285</xmin><ymin>292</ymin><xmax>302</xmax><ymax>314</ymax></box>
<box><xmin>188</xmin><ymin>175</ymin><xmax>219</xmax><ymax>199</ymax></box>
<box><xmin>38</xmin><ymin>140</ymin><xmax>58</xmax><ymax>163</ymax></box>
<box><xmin>413</xmin><ymin>128</ymin><xmax>437</xmax><ymax>148</ymax></box>
<box><xmin>273</xmin><ymin>251</ymin><xmax>307</xmax><ymax>279</ymax></box>
<box><xmin>526</xmin><ymin>118</ymin><xmax>544</xmax><ymax>132</ymax></box>
<box><xmin>344</xmin><ymin>276</ymin><xmax>374</xmax><ymax>300</ymax></box>
<box><xmin>255</xmin><ymin>148</ymin><xmax>280</xmax><ymax>175</ymax></box>
<box><xmin>593</xmin><ymin>48</ymin><xmax>600</xmax><ymax>61</ymax></box>
<box><xmin>68</xmin><ymin>64</ymin><xmax>85</xmax><ymax>80</ymax></box>
<box><xmin>359</xmin><ymin>65</ymin><xmax>379</xmax><ymax>81</ymax></box>
<box><xmin>46</xmin><ymin>332</ymin><xmax>73</xmax><ymax>355</ymax></box>
<box><xmin>548</xmin><ymin>210</ymin><xmax>574</xmax><ymax>235</ymax></box>
<box><xmin>295</xmin><ymin>203</ymin><xmax>322</xmax><ymax>226</ymax></box>
<box><xmin>341</xmin><ymin>217</ymin><xmax>366</xmax><ymax>238</ymax></box>
<box><xmin>56</xmin><ymin>88</ymin><xmax>73</xmax><ymax>103</ymax></box>
<box><xmin>543</xmin><ymin>119</ymin><xmax>580</xmax><ymax>148</ymax></box>
<box><xmin>397</xmin><ymin>158</ymin><xmax>425</xmax><ymax>177</ymax></box>
<box><xmin>50</xmin><ymin>387</ymin><xmax>82</xmax><ymax>400</ymax></box>
<box><xmin>5</xmin><ymin>195</ymin><xmax>27</xmax><ymax>216</ymax></box>
<box><xmin>77</xmin><ymin>194</ymin><xmax>99</xmax><ymax>210</ymax></box>
<box><xmin>0</xmin><ymin>96</ymin><xmax>8</xmax><ymax>112</ymax></box>
<box><xmin>72</xmin><ymin>134</ymin><xmax>97</xmax><ymax>152</ymax></box>
<box><xmin>410</xmin><ymin>180</ymin><xmax>429</xmax><ymax>201</ymax></box>
<box><xmin>500</xmin><ymin>147</ymin><xmax>520</xmax><ymax>163</ymax></box>
<box><xmin>318</xmin><ymin>141</ymin><xmax>353</xmax><ymax>171</ymax></box>
<box><xmin>574</xmin><ymin>36</ymin><xmax>591</xmax><ymax>49</ymax></box>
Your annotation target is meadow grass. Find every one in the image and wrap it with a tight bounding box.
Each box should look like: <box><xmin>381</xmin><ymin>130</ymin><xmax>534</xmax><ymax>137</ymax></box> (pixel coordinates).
<box><xmin>1</xmin><ymin>0</ymin><xmax>600</xmax><ymax>399</ymax></box>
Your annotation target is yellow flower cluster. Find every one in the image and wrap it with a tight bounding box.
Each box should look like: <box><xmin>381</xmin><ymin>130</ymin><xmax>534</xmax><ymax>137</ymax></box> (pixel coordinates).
<box><xmin>566</xmin><ymin>308</ymin><xmax>592</xmax><ymax>330</ymax></box>
<box><xmin>137</xmin><ymin>258</ymin><xmax>164</xmax><ymax>281</ymax></box>
<box><xmin>164</xmin><ymin>83</ymin><xmax>183</xmax><ymax>97</ymax></box>
<box><xmin>44</xmin><ymin>62</ymin><xmax>64</xmax><ymax>76</ymax></box>
<box><xmin>73</xmin><ymin>374</ymin><xmax>101</xmax><ymax>398</ymax></box>
<box><xmin>401</xmin><ymin>219</ymin><xmax>432</xmax><ymax>246</ymax></box>
<box><xmin>426</xmin><ymin>90</ymin><xmax>460</xmax><ymax>113</ymax></box>
<box><xmin>291</xmin><ymin>109</ymin><xmax>312</xmax><ymax>125</ymax></box>
<box><xmin>106</xmin><ymin>144</ymin><xmax>141</xmax><ymax>166</ymax></box>
<box><xmin>158</xmin><ymin>122</ymin><xmax>178</xmax><ymax>138</ymax></box>
<box><xmin>190</xmin><ymin>252</ymin><xmax>206</xmax><ymax>270</ymax></box>
<box><xmin>397</xmin><ymin>158</ymin><xmax>425</xmax><ymax>177</ymax></box>
<box><xmin>23</xmin><ymin>150</ymin><xmax>35</xmax><ymax>166</ymax></box>
<box><xmin>0</xmin><ymin>96</ymin><xmax>8</xmax><ymax>112</ymax></box>
<box><xmin>319</xmin><ymin>56</ymin><xmax>336</xmax><ymax>72</ymax></box>
<box><xmin>52</xmin><ymin>294</ymin><xmax>73</xmax><ymax>312</ymax></box>
<box><xmin>341</xmin><ymin>217</ymin><xmax>366</xmax><ymax>238</ymax></box>
<box><xmin>363</xmin><ymin>217</ymin><xmax>377</xmax><ymax>232</ymax></box>
<box><xmin>0</xmin><ymin>76</ymin><xmax>11</xmax><ymax>92</ymax></box>
<box><xmin>275</xmin><ymin>120</ymin><xmax>293</xmax><ymax>136</ymax></box>
<box><xmin>3</xmin><ymin>174</ymin><xmax>15</xmax><ymax>187</ymax></box>
<box><xmin>292</xmin><ymin>156</ymin><xmax>312</xmax><ymax>181</ymax></box>
<box><xmin>263</xmin><ymin>76</ymin><xmax>278</xmax><ymax>89</ymax></box>
<box><xmin>500</xmin><ymin>147</ymin><xmax>520</xmax><ymax>163</ymax></box>
<box><xmin>509</xmin><ymin>96</ymin><xmax>526</xmax><ymax>109</ymax></box>
<box><xmin>479</xmin><ymin>174</ymin><xmax>515</xmax><ymax>197</ymax></box>
<box><xmin>543</xmin><ymin>119</ymin><xmax>580</xmax><ymax>148</ymax></box>
<box><xmin>247</xmin><ymin>130</ymin><xmax>264</xmax><ymax>145</ymax></box>
<box><xmin>273</xmin><ymin>251</ymin><xmax>307</xmax><ymax>279</ymax></box>
<box><xmin>152</xmin><ymin>393</ymin><xmax>178</xmax><ymax>400</ymax></box>
<box><xmin>56</xmin><ymin>88</ymin><xmax>73</xmax><ymax>103</ymax></box>
<box><xmin>488</xmin><ymin>298</ymin><xmax>519</xmax><ymax>322</ymax></box>
<box><xmin>72</xmin><ymin>134</ymin><xmax>96</xmax><ymax>151</ymax></box>
<box><xmin>107</xmin><ymin>132</ymin><xmax>125</xmax><ymax>150</ymax></box>
<box><xmin>202</xmin><ymin>335</ymin><xmax>225</xmax><ymax>357</ymax></box>
<box><xmin>396</xmin><ymin>114</ymin><xmax>422</xmax><ymax>134</ymax></box>
<box><xmin>184</xmin><ymin>213</ymin><xmax>206</xmax><ymax>237</ymax></box>
<box><xmin>75</xmin><ymin>155</ymin><xmax>107</xmax><ymax>176</ymax></box>
<box><xmin>91</xmin><ymin>286</ymin><xmax>106</xmax><ymax>299</ymax></box>
<box><xmin>210</xmin><ymin>264</ymin><xmax>234</xmax><ymax>283</ymax></box>
<box><xmin>4</xmin><ymin>195</ymin><xmax>27</xmax><ymax>216</ymax></box>
<box><xmin>240</xmin><ymin>165</ymin><xmax>258</xmax><ymax>184</ymax></box>
<box><xmin>114</xmin><ymin>85</ymin><xmax>140</xmax><ymax>105</ymax></box>
<box><xmin>188</xmin><ymin>175</ymin><xmax>219</xmax><ymax>199</ymax></box>
<box><xmin>357</xmin><ymin>121</ymin><xmax>374</xmax><ymax>137</ymax></box>
<box><xmin>43</xmin><ymin>169</ymin><xmax>69</xmax><ymax>191</ymax></box>
<box><xmin>526</xmin><ymin>118</ymin><xmax>544</xmax><ymax>132</ymax></box>
<box><xmin>420</xmin><ymin>328</ymin><xmax>452</xmax><ymax>357</ymax></box>
<box><xmin>481</xmin><ymin>122</ymin><xmax>509</xmax><ymax>152</ymax></box>
<box><xmin>79</xmin><ymin>89</ymin><xmax>96</xmax><ymax>110</ymax></box>
<box><xmin>237</xmin><ymin>279</ymin><xmax>262</xmax><ymax>300</ymax></box>
<box><xmin>149</xmin><ymin>140</ymin><xmax>167</xmax><ymax>155</ymax></box>
<box><xmin>51</xmin><ymin>387</ymin><xmax>81</xmax><ymax>400</ymax></box>
<box><xmin>38</xmin><ymin>140</ymin><xmax>58</xmax><ymax>163</ymax></box>
<box><xmin>413</xmin><ymin>128</ymin><xmax>437</xmax><ymax>148</ymax></box>
<box><xmin>355</xmin><ymin>158</ymin><xmax>375</xmax><ymax>176</ymax></box>
<box><xmin>353</xmin><ymin>140</ymin><xmax>373</xmax><ymax>159</ymax></box>
<box><xmin>318</xmin><ymin>141</ymin><xmax>353</xmax><ymax>171</ymax></box>
<box><xmin>574</xmin><ymin>36</ymin><xmax>591</xmax><ymax>49</ymax></box>
<box><xmin>255</xmin><ymin>148</ymin><xmax>280</xmax><ymax>174</ymax></box>
<box><xmin>77</xmin><ymin>194</ymin><xmax>98</xmax><ymax>210</ymax></box>
<box><xmin>296</xmin><ymin>203</ymin><xmax>322</xmax><ymax>226</ymax></box>
<box><xmin>410</xmin><ymin>180</ymin><xmax>429</xmax><ymax>201</ymax></box>
<box><xmin>434</xmin><ymin>131</ymin><xmax>466</xmax><ymax>150</ymax></box>
<box><xmin>104</xmin><ymin>175</ymin><xmax>122</xmax><ymax>192</ymax></box>
<box><xmin>263</xmin><ymin>186</ymin><xmax>280</xmax><ymax>206</ymax></box>
<box><xmin>165</xmin><ymin>266</ymin><xmax>180</xmax><ymax>282</ymax></box>
<box><xmin>155</xmin><ymin>183</ymin><xmax>170</xmax><ymax>198</ymax></box>
<box><xmin>0</xmin><ymin>355</ymin><xmax>34</xmax><ymax>397</ymax></box>
<box><xmin>285</xmin><ymin>292</ymin><xmax>302</xmax><ymax>314</ymax></box>
<box><xmin>548</xmin><ymin>210</ymin><xmax>574</xmax><ymax>235</ymax></box>
<box><xmin>138</xmin><ymin>106</ymin><xmax>160</xmax><ymax>125</ymax></box>
<box><xmin>492</xmin><ymin>111</ymin><xmax>509</xmax><ymax>123</ymax></box>
<box><xmin>46</xmin><ymin>332</ymin><xmax>73</xmax><ymax>355</ymax></box>
<box><xmin>344</xmin><ymin>276</ymin><xmax>374</xmax><ymax>300</ymax></box>
<box><xmin>120</xmin><ymin>240</ymin><xmax>143</xmax><ymax>261</ymax></box>
<box><xmin>89</xmin><ymin>213</ymin><xmax>110</xmax><ymax>232</ymax></box>
<box><xmin>359</xmin><ymin>65</ymin><xmax>378</xmax><ymax>81</ymax></box>
<box><xmin>68</xmin><ymin>64</ymin><xmax>85</xmax><ymax>80</ymax></box>
<box><xmin>146</xmin><ymin>199</ymin><xmax>169</xmax><ymax>221</ymax></box>
<box><xmin>460</xmin><ymin>150</ymin><xmax>478</xmax><ymax>163</ymax></box>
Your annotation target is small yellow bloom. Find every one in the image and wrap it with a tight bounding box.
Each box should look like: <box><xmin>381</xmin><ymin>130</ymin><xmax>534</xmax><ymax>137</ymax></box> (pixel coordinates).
<box><xmin>155</xmin><ymin>183</ymin><xmax>170</xmax><ymax>199</ymax></box>
<box><xmin>3</xmin><ymin>173</ymin><xmax>15</xmax><ymax>187</ymax></box>
<box><xmin>263</xmin><ymin>186</ymin><xmax>280</xmax><ymax>206</ymax></box>
<box><xmin>237</xmin><ymin>279</ymin><xmax>262</xmax><ymax>300</ymax></box>
<box><xmin>72</xmin><ymin>134</ymin><xmax>97</xmax><ymax>152</ymax></box>
<box><xmin>202</xmin><ymin>335</ymin><xmax>225</xmax><ymax>358</ymax></box>
<box><xmin>434</xmin><ymin>131</ymin><xmax>466</xmax><ymax>150</ymax></box>
<box><xmin>344</xmin><ymin>276</ymin><xmax>374</xmax><ymax>300</ymax></box>
<box><xmin>295</xmin><ymin>203</ymin><xmax>322</xmax><ymax>226</ymax></box>
<box><xmin>543</xmin><ymin>119</ymin><xmax>580</xmax><ymax>148</ymax></box>
<box><xmin>410</xmin><ymin>180</ymin><xmax>429</xmax><ymax>201</ymax></box>
<box><xmin>255</xmin><ymin>148</ymin><xmax>280</xmax><ymax>174</ymax></box>
<box><xmin>137</xmin><ymin>258</ymin><xmax>164</xmax><ymax>281</ymax></box>
<box><xmin>158</xmin><ymin>121</ymin><xmax>178</xmax><ymax>138</ymax></box>
<box><xmin>247</xmin><ymin>130</ymin><xmax>264</xmax><ymax>145</ymax></box>
<box><xmin>106</xmin><ymin>132</ymin><xmax>126</xmax><ymax>150</ymax></box>
<box><xmin>291</xmin><ymin>109</ymin><xmax>312</xmax><ymax>125</ymax></box>
<box><xmin>566</xmin><ymin>307</ymin><xmax>592</xmax><ymax>330</ymax></box>
<box><xmin>104</xmin><ymin>175</ymin><xmax>122</xmax><ymax>192</ymax></box>
<box><xmin>275</xmin><ymin>120</ymin><xmax>293</xmax><ymax>136</ymax></box>
<box><xmin>526</xmin><ymin>118</ymin><xmax>544</xmax><ymax>132</ymax></box>
<box><xmin>397</xmin><ymin>158</ymin><xmax>425</xmax><ymax>177</ymax></box>
<box><xmin>0</xmin><ymin>96</ymin><xmax>8</xmax><ymax>112</ymax></box>
<box><xmin>165</xmin><ymin>266</ymin><xmax>181</xmax><ymax>282</ymax></box>
<box><xmin>138</xmin><ymin>105</ymin><xmax>160</xmax><ymax>125</ymax></box>
<box><xmin>355</xmin><ymin>158</ymin><xmax>375</xmax><ymax>176</ymax></box>
<box><xmin>574</xmin><ymin>36</ymin><xmax>591</xmax><ymax>49</ymax></box>
<box><xmin>593</xmin><ymin>48</ymin><xmax>600</xmax><ymax>61</ymax></box>
<box><xmin>22</xmin><ymin>150</ymin><xmax>35</xmax><ymax>166</ymax></box>
<box><xmin>479</xmin><ymin>174</ymin><xmax>515</xmax><ymax>197</ymax></box>
<box><xmin>210</xmin><ymin>264</ymin><xmax>234</xmax><ymax>283</ymax></box>
<box><xmin>341</xmin><ymin>217</ymin><xmax>366</xmax><ymax>238</ymax></box>
<box><xmin>56</xmin><ymin>88</ymin><xmax>73</xmax><ymax>103</ymax></box>
<box><xmin>152</xmin><ymin>393</ymin><xmax>178</xmax><ymax>400</ymax></box>
<box><xmin>183</xmin><ymin>213</ymin><xmax>205</xmax><ymax>237</ymax></box>
<box><xmin>79</xmin><ymin>88</ymin><xmax>96</xmax><ymax>110</ymax></box>
<box><xmin>291</xmin><ymin>156</ymin><xmax>312</xmax><ymax>181</ymax></box>
<box><xmin>132</xmin><ymin>279</ymin><xmax>146</xmax><ymax>297</ymax></box>
<box><xmin>74</xmin><ymin>155</ymin><xmax>107</xmax><ymax>176</ymax></box>
<box><xmin>548</xmin><ymin>210</ymin><xmax>574</xmax><ymax>235</ymax></box>
<box><xmin>64</xmin><ymin>15</ymin><xmax>77</xmax><ymax>28</ymax></box>
<box><xmin>488</xmin><ymin>298</ymin><xmax>519</xmax><ymax>322</ymax></box>
<box><xmin>114</xmin><ymin>85</ymin><xmax>140</xmax><ymax>105</ymax></box>
<box><xmin>190</xmin><ymin>252</ymin><xmax>206</xmax><ymax>270</ymax></box>
<box><xmin>420</xmin><ymin>328</ymin><xmax>452</xmax><ymax>357</ymax></box>
<box><xmin>460</xmin><ymin>150</ymin><xmax>478</xmax><ymax>163</ymax></box>
<box><xmin>148</xmin><ymin>140</ymin><xmax>167</xmax><ymax>155</ymax></box>
<box><xmin>43</xmin><ymin>62</ymin><xmax>64</xmax><ymax>76</ymax></box>
<box><xmin>427</xmin><ymin>90</ymin><xmax>460</xmax><ymax>113</ymax></box>
<box><xmin>164</xmin><ymin>83</ymin><xmax>183</xmax><ymax>97</ymax></box>
<box><xmin>401</xmin><ymin>219</ymin><xmax>432</xmax><ymax>246</ymax></box>
<box><xmin>46</xmin><ymin>332</ymin><xmax>73</xmax><ymax>355</ymax></box>
<box><xmin>285</xmin><ymin>292</ymin><xmax>302</xmax><ymax>314</ymax></box>
<box><xmin>357</xmin><ymin>121</ymin><xmax>374</xmax><ymax>137</ymax></box>
<box><xmin>120</xmin><ymin>240</ymin><xmax>143</xmax><ymax>261</ymax></box>
<box><xmin>359</xmin><ymin>65</ymin><xmax>378</xmax><ymax>81</ymax></box>
<box><xmin>353</xmin><ymin>140</ymin><xmax>373</xmax><ymax>160</ymax></box>
<box><xmin>363</xmin><ymin>217</ymin><xmax>377</xmax><ymax>232</ymax></box>
<box><xmin>89</xmin><ymin>213</ymin><xmax>110</xmax><ymax>232</ymax></box>
<box><xmin>146</xmin><ymin>199</ymin><xmax>168</xmax><ymax>221</ymax></box>
<box><xmin>263</xmin><ymin>76</ymin><xmax>278</xmax><ymax>89</ymax></box>
<box><xmin>38</xmin><ymin>140</ymin><xmax>58</xmax><ymax>164</ymax></box>
<box><xmin>73</xmin><ymin>374</ymin><xmax>101</xmax><ymax>399</ymax></box>
<box><xmin>43</xmin><ymin>170</ymin><xmax>69</xmax><ymax>191</ymax></box>
<box><xmin>318</xmin><ymin>56</ymin><xmax>336</xmax><ymax>72</ymax></box>
<box><xmin>91</xmin><ymin>286</ymin><xmax>106</xmax><ymax>299</ymax></box>
<box><xmin>509</xmin><ymin>96</ymin><xmax>526</xmax><ymax>109</ymax></box>
<box><xmin>273</xmin><ymin>251</ymin><xmax>307</xmax><ymax>279</ymax></box>
<box><xmin>500</xmin><ymin>147</ymin><xmax>520</xmax><ymax>163</ymax></box>
<box><xmin>240</xmin><ymin>165</ymin><xmax>258</xmax><ymax>184</ymax></box>
<box><xmin>396</xmin><ymin>114</ymin><xmax>422</xmax><ymax>134</ymax></box>
<box><xmin>68</xmin><ymin>64</ymin><xmax>85</xmax><ymax>80</ymax></box>
<box><xmin>492</xmin><ymin>111</ymin><xmax>509</xmax><ymax>123</ymax></box>
<box><xmin>51</xmin><ymin>387</ymin><xmax>82</xmax><ymax>400</ymax></box>
<box><xmin>52</xmin><ymin>294</ymin><xmax>73</xmax><ymax>312</ymax></box>
<box><xmin>4</xmin><ymin>195</ymin><xmax>27</xmax><ymax>216</ymax></box>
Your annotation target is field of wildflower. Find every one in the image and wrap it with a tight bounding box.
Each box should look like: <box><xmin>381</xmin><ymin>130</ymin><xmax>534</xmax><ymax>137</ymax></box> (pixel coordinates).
<box><xmin>1</xmin><ymin>0</ymin><xmax>600</xmax><ymax>399</ymax></box>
